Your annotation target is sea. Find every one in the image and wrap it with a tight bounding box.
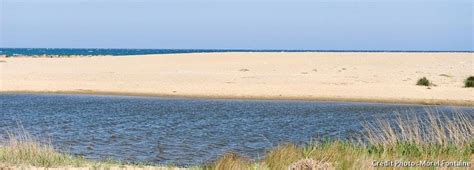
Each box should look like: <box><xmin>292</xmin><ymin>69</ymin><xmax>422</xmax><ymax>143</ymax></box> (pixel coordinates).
<box><xmin>0</xmin><ymin>48</ymin><xmax>472</xmax><ymax>57</ymax></box>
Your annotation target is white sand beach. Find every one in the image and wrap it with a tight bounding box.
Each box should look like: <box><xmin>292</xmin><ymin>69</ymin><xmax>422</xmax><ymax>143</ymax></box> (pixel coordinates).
<box><xmin>0</xmin><ymin>52</ymin><xmax>473</xmax><ymax>106</ymax></box>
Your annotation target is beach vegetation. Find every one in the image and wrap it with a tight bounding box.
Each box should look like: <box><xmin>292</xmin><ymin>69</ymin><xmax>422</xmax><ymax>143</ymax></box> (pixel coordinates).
<box><xmin>416</xmin><ymin>77</ymin><xmax>431</xmax><ymax>86</ymax></box>
<box><xmin>465</xmin><ymin>76</ymin><xmax>474</xmax><ymax>87</ymax></box>
<box><xmin>0</xmin><ymin>128</ymin><xmax>89</xmax><ymax>167</ymax></box>
<box><xmin>210</xmin><ymin>110</ymin><xmax>472</xmax><ymax>169</ymax></box>
<box><xmin>211</xmin><ymin>152</ymin><xmax>252</xmax><ymax>170</ymax></box>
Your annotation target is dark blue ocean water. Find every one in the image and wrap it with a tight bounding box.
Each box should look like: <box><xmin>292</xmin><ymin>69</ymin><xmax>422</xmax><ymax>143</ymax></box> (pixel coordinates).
<box><xmin>1</xmin><ymin>48</ymin><xmax>471</xmax><ymax>57</ymax></box>
<box><xmin>1</xmin><ymin>94</ymin><xmax>473</xmax><ymax>165</ymax></box>
<box><xmin>0</xmin><ymin>48</ymin><xmax>307</xmax><ymax>56</ymax></box>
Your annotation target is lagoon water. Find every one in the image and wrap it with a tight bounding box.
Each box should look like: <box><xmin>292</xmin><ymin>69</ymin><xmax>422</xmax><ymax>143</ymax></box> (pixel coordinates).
<box><xmin>1</xmin><ymin>94</ymin><xmax>473</xmax><ymax>165</ymax></box>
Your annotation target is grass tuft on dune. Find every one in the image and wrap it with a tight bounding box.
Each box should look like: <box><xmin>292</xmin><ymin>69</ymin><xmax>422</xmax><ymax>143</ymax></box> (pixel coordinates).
<box><xmin>465</xmin><ymin>76</ymin><xmax>474</xmax><ymax>88</ymax></box>
<box><xmin>416</xmin><ymin>77</ymin><xmax>431</xmax><ymax>86</ymax></box>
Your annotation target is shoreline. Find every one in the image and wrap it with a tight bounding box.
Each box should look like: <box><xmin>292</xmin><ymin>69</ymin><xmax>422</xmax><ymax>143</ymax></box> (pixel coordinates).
<box><xmin>2</xmin><ymin>90</ymin><xmax>473</xmax><ymax>107</ymax></box>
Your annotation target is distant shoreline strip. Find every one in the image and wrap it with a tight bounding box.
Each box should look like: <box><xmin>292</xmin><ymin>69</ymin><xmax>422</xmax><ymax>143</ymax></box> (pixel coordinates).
<box><xmin>1</xmin><ymin>48</ymin><xmax>473</xmax><ymax>57</ymax></box>
<box><xmin>2</xmin><ymin>91</ymin><xmax>473</xmax><ymax>107</ymax></box>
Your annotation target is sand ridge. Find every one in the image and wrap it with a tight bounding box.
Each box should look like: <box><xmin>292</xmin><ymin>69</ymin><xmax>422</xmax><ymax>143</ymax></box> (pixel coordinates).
<box><xmin>1</xmin><ymin>52</ymin><xmax>473</xmax><ymax>106</ymax></box>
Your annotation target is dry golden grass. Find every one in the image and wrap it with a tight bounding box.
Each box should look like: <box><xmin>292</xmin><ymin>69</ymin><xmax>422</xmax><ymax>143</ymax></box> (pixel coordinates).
<box><xmin>238</xmin><ymin>110</ymin><xmax>472</xmax><ymax>169</ymax></box>
<box><xmin>263</xmin><ymin>144</ymin><xmax>304</xmax><ymax>170</ymax></box>
<box><xmin>211</xmin><ymin>152</ymin><xmax>252</xmax><ymax>170</ymax></box>
<box><xmin>0</xmin><ymin>127</ymin><xmax>88</xmax><ymax>167</ymax></box>
<box><xmin>363</xmin><ymin>110</ymin><xmax>472</xmax><ymax>147</ymax></box>
<box><xmin>361</xmin><ymin>109</ymin><xmax>473</xmax><ymax>163</ymax></box>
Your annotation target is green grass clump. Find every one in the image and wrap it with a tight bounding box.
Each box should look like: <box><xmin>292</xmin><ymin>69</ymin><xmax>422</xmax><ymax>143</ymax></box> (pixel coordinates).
<box><xmin>416</xmin><ymin>77</ymin><xmax>431</xmax><ymax>86</ymax></box>
<box><xmin>465</xmin><ymin>76</ymin><xmax>474</xmax><ymax>87</ymax></box>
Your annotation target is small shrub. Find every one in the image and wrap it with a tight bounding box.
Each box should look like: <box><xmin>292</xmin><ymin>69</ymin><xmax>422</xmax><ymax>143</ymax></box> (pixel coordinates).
<box><xmin>416</xmin><ymin>77</ymin><xmax>431</xmax><ymax>86</ymax></box>
<box><xmin>464</xmin><ymin>76</ymin><xmax>474</xmax><ymax>88</ymax></box>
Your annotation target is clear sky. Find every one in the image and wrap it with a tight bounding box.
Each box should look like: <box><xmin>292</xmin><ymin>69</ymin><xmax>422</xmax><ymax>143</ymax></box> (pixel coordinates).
<box><xmin>1</xmin><ymin>0</ymin><xmax>472</xmax><ymax>51</ymax></box>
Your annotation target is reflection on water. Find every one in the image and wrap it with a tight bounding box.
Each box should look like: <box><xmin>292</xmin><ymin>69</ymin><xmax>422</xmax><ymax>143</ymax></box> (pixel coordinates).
<box><xmin>0</xmin><ymin>94</ymin><xmax>472</xmax><ymax>165</ymax></box>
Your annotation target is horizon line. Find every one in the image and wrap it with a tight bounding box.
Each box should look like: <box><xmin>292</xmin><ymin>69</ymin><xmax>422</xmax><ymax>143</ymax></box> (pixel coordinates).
<box><xmin>1</xmin><ymin>47</ymin><xmax>473</xmax><ymax>53</ymax></box>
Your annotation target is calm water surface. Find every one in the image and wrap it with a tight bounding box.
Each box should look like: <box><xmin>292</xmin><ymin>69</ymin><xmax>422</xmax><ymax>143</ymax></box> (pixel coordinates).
<box><xmin>0</xmin><ymin>94</ymin><xmax>472</xmax><ymax>165</ymax></box>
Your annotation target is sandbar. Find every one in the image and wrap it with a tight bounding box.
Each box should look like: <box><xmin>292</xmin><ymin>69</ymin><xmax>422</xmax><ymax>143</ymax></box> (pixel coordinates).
<box><xmin>1</xmin><ymin>52</ymin><xmax>473</xmax><ymax>106</ymax></box>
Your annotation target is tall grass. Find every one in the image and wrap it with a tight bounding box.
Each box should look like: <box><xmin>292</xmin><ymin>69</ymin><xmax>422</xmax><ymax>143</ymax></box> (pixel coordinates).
<box><xmin>214</xmin><ymin>110</ymin><xmax>473</xmax><ymax>169</ymax></box>
<box><xmin>363</xmin><ymin>110</ymin><xmax>472</xmax><ymax>147</ymax></box>
<box><xmin>0</xmin><ymin>129</ymin><xmax>195</xmax><ymax>170</ymax></box>
<box><xmin>264</xmin><ymin>144</ymin><xmax>304</xmax><ymax>170</ymax></box>
<box><xmin>0</xmin><ymin>127</ymin><xmax>88</xmax><ymax>167</ymax></box>
<box><xmin>211</xmin><ymin>152</ymin><xmax>252</xmax><ymax>170</ymax></box>
<box><xmin>360</xmin><ymin>110</ymin><xmax>473</xmax><ymax>166</ymax></box>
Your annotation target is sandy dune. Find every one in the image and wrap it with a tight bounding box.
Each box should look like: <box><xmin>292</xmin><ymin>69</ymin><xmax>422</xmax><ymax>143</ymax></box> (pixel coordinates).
<box><xmin>1</xmin><ymin>52</ymin><xmax>473</xmax><ymax>105</ymax></box>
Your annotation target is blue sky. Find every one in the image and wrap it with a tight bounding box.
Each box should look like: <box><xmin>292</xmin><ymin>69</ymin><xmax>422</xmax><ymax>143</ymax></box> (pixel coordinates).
<box><xmin>1</xmin><ymin>0</ymin><xmax>472</xmax><ymax>51</ymax></box>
